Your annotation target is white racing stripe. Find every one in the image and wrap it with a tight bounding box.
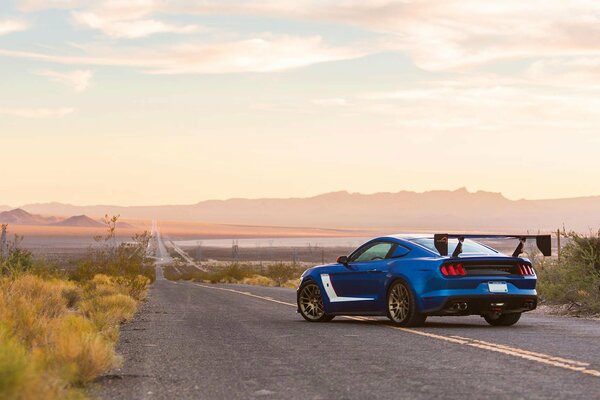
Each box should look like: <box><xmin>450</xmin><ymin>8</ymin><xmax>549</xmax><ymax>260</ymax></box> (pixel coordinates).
<box><xmin>320</xmin><ymin>274</ymin><xmax>375</xmax><ymax>302</ymax></box>
<box><xmin>193</xmin><ymin>283</ymin><xmax>600</xmax><ymax>379</ymax></box>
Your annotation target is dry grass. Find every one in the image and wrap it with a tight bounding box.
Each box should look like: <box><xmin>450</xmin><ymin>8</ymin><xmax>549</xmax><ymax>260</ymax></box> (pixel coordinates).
<box><xmin>0</xmin><ymin>273</ymin><xmax>148</xmax><ymax>399</ymax></box>
<box><xmin>164</xmin><ymin>262</ymin><xmax>304</xmax><ymax>290</ymax></box>
<box><xmin>241</xmin><ymin>275</ymin><xmax>275</xmax><ymax>287</ymax></box>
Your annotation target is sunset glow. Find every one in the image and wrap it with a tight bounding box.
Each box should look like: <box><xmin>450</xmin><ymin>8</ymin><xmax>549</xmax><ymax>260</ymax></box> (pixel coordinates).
<box><xmin>1</xmin><ymin>1</ymin><xmax>599</xmax><ymax>205</ymax></box>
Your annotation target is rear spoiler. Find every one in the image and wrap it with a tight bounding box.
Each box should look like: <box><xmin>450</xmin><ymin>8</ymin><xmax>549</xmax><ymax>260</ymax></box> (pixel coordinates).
<box><xmin>433</xmin><ymin>233</ymin><xmax>552</xmax><ymax>258</ymax></box>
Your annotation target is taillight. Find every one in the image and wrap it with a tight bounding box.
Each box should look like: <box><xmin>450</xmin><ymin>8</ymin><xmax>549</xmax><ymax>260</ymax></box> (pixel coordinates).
<box><xmin>518</xmin><ymin>264</ymin><xmax>535</xmax><ymax>276</ymax></box>
<box><xmin>441</xmin><ymin>264</ymin><xmax>466</xmax><ymax>276</ymax></box>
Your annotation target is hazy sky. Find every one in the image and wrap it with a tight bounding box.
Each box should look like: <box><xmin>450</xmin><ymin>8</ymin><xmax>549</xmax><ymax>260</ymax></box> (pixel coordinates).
<box><xmin>1</xmin><ymin>1</ymin><xmax>599</xmax><ymax>206</ymax></box>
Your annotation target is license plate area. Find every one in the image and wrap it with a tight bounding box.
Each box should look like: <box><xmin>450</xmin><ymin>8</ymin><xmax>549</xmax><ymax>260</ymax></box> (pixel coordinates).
<box><xmin>488</xmin><ymin>281</ymin><xmax>508</xmax><ymax>293</ymax></box>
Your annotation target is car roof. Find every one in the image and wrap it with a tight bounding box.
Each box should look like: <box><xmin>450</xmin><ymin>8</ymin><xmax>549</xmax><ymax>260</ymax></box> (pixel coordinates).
<box><xmin>383</xmin><ymin>233</ymin><xmax>435</xmax><ymax>241</ymax></box>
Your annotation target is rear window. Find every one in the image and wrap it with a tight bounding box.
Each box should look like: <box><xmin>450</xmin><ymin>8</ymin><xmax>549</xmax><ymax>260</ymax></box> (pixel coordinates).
<box><xmin>411</xmin><ymin>238</ymin><xmax>498</xmax><ymax>256</ymax></box>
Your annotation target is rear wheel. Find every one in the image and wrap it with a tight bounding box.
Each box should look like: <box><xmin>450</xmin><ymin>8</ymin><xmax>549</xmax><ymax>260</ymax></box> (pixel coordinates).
<box><xmin>298</xmin><ymin>282</ymin><xmax>334</xmax><ymax>322</ymax></box>
<box><xmin>386</xmin><ymin>280</ymin><xmax>426</xmax><ymax>327</ymax></box>
<box><xmin>484</xmin><ymin>312</ymin><xmax>522</xmax><ymax>326</ymax></box>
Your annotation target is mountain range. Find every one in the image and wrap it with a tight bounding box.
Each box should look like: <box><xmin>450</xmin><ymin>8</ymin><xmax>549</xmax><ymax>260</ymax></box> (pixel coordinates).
<box><xmin>7</xmin><ymin>188</ymin><xmax>600</xmax><ymax>232</ymax></box>
<box><xmin>0</xmin><ymin>209</ymin><xmax>105</xmax><ymax>228</ymax></box>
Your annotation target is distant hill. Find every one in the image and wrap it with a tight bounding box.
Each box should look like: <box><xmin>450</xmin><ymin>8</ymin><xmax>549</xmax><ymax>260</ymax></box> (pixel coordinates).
<box><xmin>0</xmin><ymin>208</ymin><xmax>59</xmax><ymax>225</ymax></box>
<box><xmin>116</xmin><ymin>221</ymin><xmax>136</xmax><ymax>229</ymax></box>
<box><xmin>51</xmin><ymin>215</ymin><xmax>104</xmax><ymax>228</ymax></box>
<box><xmin>18</xmin><ymin>188</ymin><xmax>600</xmax><ymax>232</ymax></box>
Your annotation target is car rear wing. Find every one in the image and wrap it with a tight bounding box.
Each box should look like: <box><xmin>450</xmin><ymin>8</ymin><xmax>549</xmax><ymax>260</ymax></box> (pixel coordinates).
<box><xmin>433</xmin><ymin>233</ymin><xmax>552</xmax><ymax>258</ymax></box>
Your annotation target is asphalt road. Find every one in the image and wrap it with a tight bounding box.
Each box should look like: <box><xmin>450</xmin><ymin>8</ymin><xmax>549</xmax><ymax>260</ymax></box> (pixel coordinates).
<box><xmin>95</xmin><ymin>273</ymin><xmax>600</xmax><ymax>400</ymax></box>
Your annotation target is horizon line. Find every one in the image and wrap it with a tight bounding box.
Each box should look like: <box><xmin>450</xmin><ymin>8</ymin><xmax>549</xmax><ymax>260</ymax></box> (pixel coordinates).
<box><xmin>4</xmin><ymin>187</ymin><xmax>600</xmax><ymax>209</ymax></box>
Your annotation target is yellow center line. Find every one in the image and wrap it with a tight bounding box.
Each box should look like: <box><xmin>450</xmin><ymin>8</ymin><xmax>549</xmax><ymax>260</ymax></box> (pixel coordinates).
<box><xmin>193</xmin><ymin>283</ymin><xmax>600</xmax><ymax>378</ymax></box>
<box><xmin>450</xmin><ymin>335</ymin><xmax>590</xmax><ymax>367</ymax></box>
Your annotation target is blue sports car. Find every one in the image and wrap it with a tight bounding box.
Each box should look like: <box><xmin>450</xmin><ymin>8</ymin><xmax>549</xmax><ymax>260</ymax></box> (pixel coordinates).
<box><xmin>297</xmin><ymin>233</ymin><xmax>551</xmax><ymax>327</ymax></box>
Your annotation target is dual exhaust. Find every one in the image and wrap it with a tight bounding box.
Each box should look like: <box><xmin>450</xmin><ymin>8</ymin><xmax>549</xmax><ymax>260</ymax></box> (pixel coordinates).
<box><xmin>449</xmin><ymin>300</ymin><xmax>534</xmax><ymax>312</ymax></box>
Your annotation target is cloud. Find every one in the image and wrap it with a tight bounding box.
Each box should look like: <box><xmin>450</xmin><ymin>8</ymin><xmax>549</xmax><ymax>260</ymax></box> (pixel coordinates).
<box><xmin>100</xmin><ymin>1</ymin><xmax>600</xmax><ymax>73</ymax></box>
<box><xmin>0</xmin><ymin>19</ymin><xmax>29</xmax><ymax>35</ymax></box>
<box><xmin>355</xmin><ymin>80</ymin><xmax>600</xmax><ymax>132</ymax></box>
<box><xmin>0</xmin><ymin>35</ymin><xmax>368</xmax><ymax>74</ymax></box>
<box><xmin>526</xmin><ymin>57</ymin><xmax>600</xmax><ymax>88</ymax></box>
<box><xmin>0</xmin><ymin>107</ymin><xmax>75</xmax><ymax>118</ymax></box>
<box><xmin>34</xmin><ymin>69</ymin><xmax>93</xmax><ymax>92</ymax></box>
<box><xmin>72</xmin><ymin>11</ymin><xmax>201</xmax><ymax>39</ymax></box>
<box><xmin>12</xmin><ymin>0</ymin><xmax>600</xmax><ymax>82</ymax></box>
<box><xmin>312</xmin><ymin>98</ymin><xmax>348</xmax><ymax>106</ymax></box>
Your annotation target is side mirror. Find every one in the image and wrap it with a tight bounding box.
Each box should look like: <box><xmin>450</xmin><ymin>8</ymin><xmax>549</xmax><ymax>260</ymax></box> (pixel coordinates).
<box><xmin>336</xmin><ymin>256</ymin><xmax>349</xmax><ymax>265</ymax></box>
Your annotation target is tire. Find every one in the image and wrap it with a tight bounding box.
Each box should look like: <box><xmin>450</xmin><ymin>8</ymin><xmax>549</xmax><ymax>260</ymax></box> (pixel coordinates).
<box><xmin>297</xmin><ymin>281</ymin><xmax>335</xmax><ymax>322</ymax></box>
<box><xmin>484</xmin><ymin>312</ymin><xmax>522</xmax><ymax>326</ymax></box>
<box><xmin>386</xmin><ymin>280</ymin><xmax>426</xmax><ymax>327</ymax></box>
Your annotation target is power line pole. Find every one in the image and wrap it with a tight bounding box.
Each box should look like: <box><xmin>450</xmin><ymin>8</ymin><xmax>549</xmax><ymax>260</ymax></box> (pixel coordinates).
<box><xmin>0</xmin><ymin>224</ymin><xmax>7</xmax><ymax>261</ymax></box>
<box><xmin>232</xmin><ymin>240</ymin><xmax>239</xmax><ymax>262</ymax></box>
<box><xmin>556</xmin><ymin>228</ymin><xmax>561</xmax><ymax>262</ymax></box>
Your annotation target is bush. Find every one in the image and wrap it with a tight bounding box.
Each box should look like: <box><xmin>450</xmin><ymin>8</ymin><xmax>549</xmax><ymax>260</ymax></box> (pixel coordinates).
<box><xmin>164</xmin><ymin>262</ymin><xmax>306</xmax><ymax>288</ymax></box>
<box><xmin>241</xmin><ymin>275</ymin><xmax>275</xmax><ymax>286</ymax></box>
<box><xmin>0</xmin><ymin>324</ymin><xmax>31</xmax><ymax>399</ymax></box>
<box><xmin>48</xmin><ymin>315</ymin><xmax>119</xmax><ymax>386</ymax></box>
<box><xmin>537</xmin><ymin>230</ymin><xmax>600</xmax><ymax>314</ymax></box>
<box><xmin>0</xmin><ymin>272</ymin><xmax>145</xmax><ymax>398</ymax></box>
<box><xmin>264</xmin><ymin>263</ymin><xmax>299</xmax><ymax>286</ymax></box>
<box><xmin>0</xmin><ymin>221</ymin><xmax>150</xmax><ymax>398</ymax></box>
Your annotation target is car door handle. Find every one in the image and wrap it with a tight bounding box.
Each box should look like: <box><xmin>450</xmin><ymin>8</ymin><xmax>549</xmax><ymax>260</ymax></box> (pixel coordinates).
<box><xmin>368</xmin><ymin>269</ymin><xmax>382</xmax><ymax>273</ymax></box>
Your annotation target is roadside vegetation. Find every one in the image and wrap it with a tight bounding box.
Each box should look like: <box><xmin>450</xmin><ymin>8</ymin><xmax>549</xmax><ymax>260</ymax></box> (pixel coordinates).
<box><xmin>0</xmin><ymin>216</ymin><xmax>154</xmax><ymax>399</ymax></box>
<box><xmin>536</xmin><ymin>230</ymin><xmax>600</xmax><ymax>315</ymax></box>
<box><xmin>164</xmin><ymin>262</ymin><xmax>304</xmax><ymax>289</ymax></box>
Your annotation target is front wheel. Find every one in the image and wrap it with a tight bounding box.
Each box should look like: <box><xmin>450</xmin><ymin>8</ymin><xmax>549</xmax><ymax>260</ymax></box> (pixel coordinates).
<box><xmin>386</xmin><ymin>280</ymin><xmax>426</xmax><ymax>327</ymax></box>
<box><xmin>297</xmin><ymin>282</ymin><xmax>335</xmax><ymax>322</ymax></box>
<box><xmin>484</xmin><ymin>312</ymin><xmax>521</xmax><ymax>326</ymax></box>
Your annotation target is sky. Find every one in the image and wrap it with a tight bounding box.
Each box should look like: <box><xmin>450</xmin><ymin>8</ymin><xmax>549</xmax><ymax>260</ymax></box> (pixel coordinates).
<box><xmin>1</xmin><ymin>0</ymin><xmax>599</xmax><ymax>206</ymax></box>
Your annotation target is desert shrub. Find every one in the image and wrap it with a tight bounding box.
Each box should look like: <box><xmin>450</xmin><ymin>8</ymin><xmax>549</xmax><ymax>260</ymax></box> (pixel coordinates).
<box><xmin>241</xmin><ymin>275</ymin><xmax>275</xmax><ymax>287</ymax></box>
<box><xmin>0</xmin><ymin>272</ymin><xmax>145</xmax><ymax>398</ymax></box>
<box><xmin>0</xmin><ymin>244</ymin><xmax>33</xmax><ymax>277</ymax></box>
<box><xmin>48</xmin><ymin>314</ymin><xmax>119</xmax><ymax>386</ymax></box>
<box><xmin>61</xmin><ymin>285</ymin><xmax>83</xmax><ymax>309</ymax></box>
<box><xmin>281</xmin><ymin>278</ymin><xmax>301</xmax><ymax>289</ymax></box>
<box><xmin>0</xmin><ymin>275</ymin><xmax>68</xmax><ymax>348</ymax></box>
<box><xmin>264</xmin><ymin>263</ymin><xmax>302</xmax><ymax>286</ymax></box>
<box><xmin>70</xmin><ymin>216</ymin><xmax>155</xmax><ymax>287</ymax></box>
<box><xmin>0</xmin><ymin>323</ymin><xmax>31</xmax><ymax>399</ymax></box>
<box><xmin>163</xmin><ymin>262</ymin><xmax>305</xmax><ymax>288</ymax></box>
<box><xmin>0</xmin><ymin>222</ymin><xmax>148</xmax><ymax>398</ymax></box>
<box><xmin>537</xmin><ymin>230</ymin><xmax>600</xmax><ymax>314</ymax></box>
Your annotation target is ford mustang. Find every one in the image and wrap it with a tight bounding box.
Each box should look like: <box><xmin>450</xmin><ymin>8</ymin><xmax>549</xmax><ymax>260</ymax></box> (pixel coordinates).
<box><xmin>297</xmin><ymin>233</ymin><xmax>551</xmax><ymax>326</ymax></box>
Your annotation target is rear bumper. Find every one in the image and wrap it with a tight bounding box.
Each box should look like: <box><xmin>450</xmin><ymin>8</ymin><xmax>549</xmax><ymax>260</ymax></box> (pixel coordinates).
<box><xmin>426</xmin><ymin>295</ymin><xmax>537</xmax><ymax>316</ymax></box>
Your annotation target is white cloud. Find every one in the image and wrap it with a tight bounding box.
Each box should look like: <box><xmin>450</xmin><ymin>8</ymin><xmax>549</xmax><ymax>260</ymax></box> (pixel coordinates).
<box><xmin>34</xmin><ymin>69</ymin><xmax>93</xmax><ymax>92</ymax></box>
<box><xmin>526</xmin><ymin>57</ymin><xmax>600</xmax><ymax>88</ymax></box>
<box><xmin>11</xmin><ymin>0</ymin><xmax>600</xmax><ymax>83</ymax></box>
<box><xmin>72</xmin><ymin>11</ymin><xmax>201</xmax><ymax>39</ymax></box>
<box><xmin>0</xmin><ymin>19</ymin><xmax>29</xmax><ymax>35</ymax></box>
<box><xmin>0</xmin><ymin>107</ymin><xmax>75</xmax><ymax>118</ymax></box>
<box><xmin>0</xmin><ymin>35</ymin><xmax>367</xmax><ymax>74</ymax></box>
<box><xmin>355</xmin><ymin>81</ymin><xmax>600</xmax><ymax>132</ymax></box>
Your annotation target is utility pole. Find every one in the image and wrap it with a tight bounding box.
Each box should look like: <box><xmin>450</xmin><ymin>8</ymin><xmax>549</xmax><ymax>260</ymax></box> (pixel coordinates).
<box><xmin>196</xmin><ymin>240</ymin><xmax>203</xmax><ymax>261</ymax></box>
<box><xmin>556</xmin><ymin>228</ymin><xmax>561</xmax><ymax>262</ymax></box>
<box><xmin>0</xmin><ymin>224</ymin><xmax>7</xmax><ymax>261</ymax></box>
<box><xmin>232</xmin><ymin>240</ymin><xmax>239</xmax><ymax>262</ymax></box>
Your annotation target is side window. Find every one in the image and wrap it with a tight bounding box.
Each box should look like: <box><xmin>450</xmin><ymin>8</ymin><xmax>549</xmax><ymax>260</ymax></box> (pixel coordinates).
<box><xmin>351</xmin><ymin>242</ymin><xmax>394</xmax><ymax>262</ymax></box>
<box><xmin>391</xmin><ymin>245</ymin><xmax>410</xmax><ymax>258</ymax></box>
